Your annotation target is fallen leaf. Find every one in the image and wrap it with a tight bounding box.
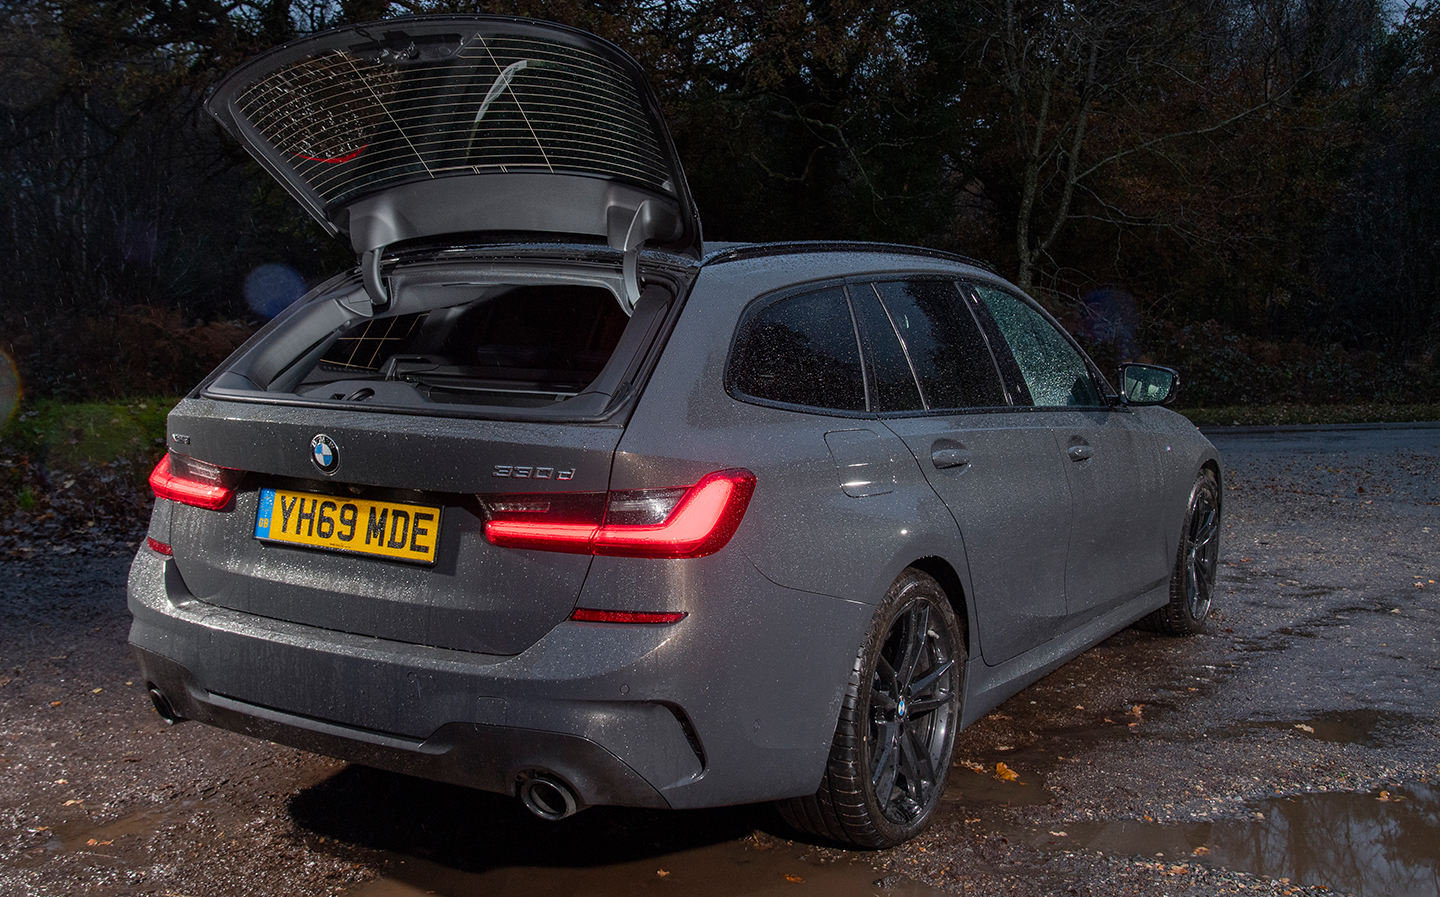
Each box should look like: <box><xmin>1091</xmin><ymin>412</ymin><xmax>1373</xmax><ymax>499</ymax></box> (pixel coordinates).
<box><xmin>49</xmin><ymin>701</ymin><xmax>62</xmax><ymax>707</ymax></box>
<box><xmin>63</xmin><ymin>799</ymin><xmax>82</xmax><ymax>806</ymax></box>
<box><xmin>1128</xmin><ymin>704</ymin><xmax>1145</xmax><ymax>718</ymax></box>
<box><xmin>92</xmin><ymin>688</ymin><xmax>103</xmax><ymax>694</ymax></box>
<box><xmin>54</xmin><ymin>779</ymin><xmax>67</xmax><ymax>785</ymax></box>
<box><xmin>86</xmin><ymin>838</ymin><xmax>113</xmax><ymax>846</ymax></box>
<box><xmin>1049</xmin><ymin>831</ymin><xmax>1068</xmax><ymax>837</ymax></box>
<box><xmin>1295</xmin><ymin>723</ymin><xmax>1315</xmax><ymax>733</ymax></box>
<box><xmin>784</xmin><ymin>874</ymin><xmax>804</xmax><ymax>883</ymax></box>
<box><xmin>994</xmin><ymin>762</ymin><xmax>1020</xmax><ymax>782</ymax></box>
<box><xmin>656</xmin><ymin>870</ymin><xmax>670</xmax><ymax>877</ymax></box>
<box><xmin>0</xmin><ymin>677</ymin><xmax>10</xmax><ymax>688</ymax></box>
<box><xmin>1192</xmin><ymin>846</ymin><xmax>1211</xmax><ymax>856</ymax></box>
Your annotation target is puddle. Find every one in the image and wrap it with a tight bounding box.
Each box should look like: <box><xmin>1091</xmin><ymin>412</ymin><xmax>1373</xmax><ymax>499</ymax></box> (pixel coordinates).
<box><xmin>346</xmin><ymin>839</ymin><xmax>944</xmax><ymax>896</ymax></box>
<box><xmin>1251</xmin><ymin>709</ymin><xmax>1415</xmax><ymax>747</ymax></box>
<box><xmin>56</xmin><ymin>808</ymin><xmax>172</xmax><ymax>855</ymax></box>
<box><xmin>945</xmin><ymin>763</ymin><xmax>1053</xmax><ymax>808</ymax></box>
<box><xmin>1028</xmin><ymin>783</ymin><xmax>1440</xmax><ymax>896</ymax></box>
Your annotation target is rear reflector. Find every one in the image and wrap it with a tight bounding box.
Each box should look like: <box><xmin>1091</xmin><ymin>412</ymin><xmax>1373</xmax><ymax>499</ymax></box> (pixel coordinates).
<box><xmin>570</xmin><ymin>608</ymin><xmax>687</xmax><ymax>624</ymax></box>
<box><xmin>145</xmin><ymin>536</ymin><xmax>174</xmax><ymax>556</ymax></box>
<box><xmin>148</xmin><ymin>454</ymin><xmax>236</xmax><ymax>510</ymax></box>
<box><xmin>484</xmin><ymin>469</ymin><xmax>756</xmax><ymax>559</ymax></box>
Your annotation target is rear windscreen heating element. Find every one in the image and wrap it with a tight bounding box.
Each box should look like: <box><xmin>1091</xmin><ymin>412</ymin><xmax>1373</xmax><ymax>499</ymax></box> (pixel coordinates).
<box><xmin>234</xmin><ymin>33</ymin><xmax>673</xmax><ymax>206</ymax></box>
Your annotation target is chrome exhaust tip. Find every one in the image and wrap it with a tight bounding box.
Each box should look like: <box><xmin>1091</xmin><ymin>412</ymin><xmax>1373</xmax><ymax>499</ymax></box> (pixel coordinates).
<box><xmin>519</xmin><ymin>773</ymin><xmax>580</xmax><ymax>821</ymax></box>
<box><xmin>146</xmin><ymin>684</ymin><xmax>184</xmax><ymax>724</ymax></box>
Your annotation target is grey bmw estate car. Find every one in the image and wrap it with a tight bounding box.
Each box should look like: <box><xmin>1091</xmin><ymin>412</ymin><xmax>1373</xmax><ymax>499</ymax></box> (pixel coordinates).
<box><xmin>128</xmin><ymin>15</ymin><xmax>1221</xmax><ymax>848</ymax></box>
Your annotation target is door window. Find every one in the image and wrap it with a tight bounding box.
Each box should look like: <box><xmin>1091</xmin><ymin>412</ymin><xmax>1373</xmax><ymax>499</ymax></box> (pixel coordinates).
<box><xmin>974</xmin><ymin>285</ymin><xmax>1102</xmax><ymax>407</ymax></box>
<box><xmin>868</xmin><ymin>280</ymin><xmax>1006</xmax><ymax>410</ymax></box>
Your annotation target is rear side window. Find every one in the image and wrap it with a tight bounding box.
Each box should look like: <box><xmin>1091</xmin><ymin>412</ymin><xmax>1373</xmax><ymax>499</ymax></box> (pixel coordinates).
<box><xmin>729</xmin><ymin>288</ymin><xmax>866</xmax><ymax>411</ymax></box>
<box><xmin>975</xmin><ymin>285</ymin><xmax>1102</xmax><ymax>407</ymax></box>
<box><xmin>868</xmin><ymin>280</ymin><xmax>1006</xmax><ymax>410</ymax></box>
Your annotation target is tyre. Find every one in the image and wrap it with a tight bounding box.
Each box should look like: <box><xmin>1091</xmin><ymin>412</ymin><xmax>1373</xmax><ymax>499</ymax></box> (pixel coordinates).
<box><xmin>1137</xmin><ymin>468</ymin><xmax>1220</xmax><ymax>635</ymax></box>
<box><xmin>778</xmin><ymin>569</ymin><xmax>964</xmax><ymax>848</ymax></box>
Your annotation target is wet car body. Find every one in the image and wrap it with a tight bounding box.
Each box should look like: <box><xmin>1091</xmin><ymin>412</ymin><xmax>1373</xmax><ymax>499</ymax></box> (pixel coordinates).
<box><xmin>128</xmin><ymin>15</ymin><xmax>1221</xmax><ymax>847</ymax></box>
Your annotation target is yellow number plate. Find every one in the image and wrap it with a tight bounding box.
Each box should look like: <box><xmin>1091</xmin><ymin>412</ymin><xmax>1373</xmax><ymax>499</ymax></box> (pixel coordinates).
<box><xmin>254</xmin><ymin>488</ymin><xmax>442</xmax><ymax>565</ymax></box>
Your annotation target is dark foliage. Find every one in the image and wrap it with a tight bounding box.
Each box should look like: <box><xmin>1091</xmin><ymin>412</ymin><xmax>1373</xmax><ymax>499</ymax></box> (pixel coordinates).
<box><xmin>1</xmin><ymin>0</ymin><xmax>1437</xmax><ymax>403</ymax></box>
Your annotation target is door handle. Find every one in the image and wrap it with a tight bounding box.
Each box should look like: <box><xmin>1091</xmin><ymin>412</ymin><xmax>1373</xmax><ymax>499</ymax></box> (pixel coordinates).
<box><xmin>1067</xmin><ymin>444</ymin><xmax>1094</xmax><ymax>462</ymax></box>
<box><xmin>931</xmin><ymin>448</ymin><xmax>971</xmax><ymax>470</ymax></box>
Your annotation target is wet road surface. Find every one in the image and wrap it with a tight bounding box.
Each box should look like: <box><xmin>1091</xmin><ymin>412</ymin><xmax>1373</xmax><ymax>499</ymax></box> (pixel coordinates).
<box><xmin>1</xmin><ymin>425</ymin><xmax>1437</xmax><ymax>896</ymax></box>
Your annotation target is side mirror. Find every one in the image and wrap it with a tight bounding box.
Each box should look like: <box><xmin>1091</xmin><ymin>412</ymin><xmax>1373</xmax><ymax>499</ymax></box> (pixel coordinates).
<box><xmin>1118</xmin><ymin>363</ymin><xmax>1179</xmax><ymax>406</ymax></box>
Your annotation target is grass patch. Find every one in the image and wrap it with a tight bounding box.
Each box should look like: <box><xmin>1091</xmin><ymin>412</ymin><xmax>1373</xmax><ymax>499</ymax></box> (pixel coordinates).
<box><xmin>3</xmin><ymin>397</ymin><xmax>175</xmax><ymax>471</ymax></box>
<box><xmin>1178</xmin><ymin>403</ymin><xmax>1440</xmax><ymax>428</ymax></box>
<box><xmin>1</xmin><ymin>398</ymin><xmax>177</xmax><ymax>556</ymax></box>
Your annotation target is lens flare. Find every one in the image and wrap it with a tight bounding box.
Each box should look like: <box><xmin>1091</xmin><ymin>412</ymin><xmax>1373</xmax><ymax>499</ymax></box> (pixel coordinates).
<box><xmin>244</xmin><ymin>264</ymin><xmax>307</xmax><ymax>317</ymax></box>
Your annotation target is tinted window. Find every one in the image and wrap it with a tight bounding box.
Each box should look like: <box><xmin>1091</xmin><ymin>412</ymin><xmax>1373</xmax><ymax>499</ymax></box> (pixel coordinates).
<box><xmin>872</xmin><ymin>280</ymin><xmax>1006</xmax><ymax>409</ymax></box>
<box><xmin>730</xmin><ymin>288</ymin><xmax>866</xmax><ymax>411</ymax></box>
<box><xmin>848</xmin><ymin>286</ymin><xmax>924</xmax><ymax>411</ymax></box>
<box><xmin>975</xmin><ymin>285</ymin><xmax>1102</xmax><ymax>407</ymax></box>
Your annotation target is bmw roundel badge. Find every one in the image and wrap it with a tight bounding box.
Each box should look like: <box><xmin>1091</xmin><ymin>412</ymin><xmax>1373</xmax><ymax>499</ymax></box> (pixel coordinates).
<box><xmin>310</xmin><ymin>434</ymin><xmax>339</xmax><ymax>474</ymax></box>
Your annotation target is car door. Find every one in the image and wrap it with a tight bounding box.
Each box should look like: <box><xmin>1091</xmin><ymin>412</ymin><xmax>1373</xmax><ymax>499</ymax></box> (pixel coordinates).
<box><xmin>969</xmin><ymin>283</ymin><xmax>1172</xmax><ymax>627</ymax></box>
<box><xmin>852</xmin><ymin>279</ymin><xmax>1072</xmax><ymax>666</ymax></box>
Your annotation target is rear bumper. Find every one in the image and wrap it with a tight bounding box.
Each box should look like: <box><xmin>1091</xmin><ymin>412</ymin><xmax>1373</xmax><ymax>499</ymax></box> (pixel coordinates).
<box><xmin>132</xmin><ymin>644</ymin><xmax>669</xmax><ymax>808</ymax></box>
<box><xmin>127</xmin><ymin>546</ymin><xmax>870</xmax><ymax>810</ymax></box>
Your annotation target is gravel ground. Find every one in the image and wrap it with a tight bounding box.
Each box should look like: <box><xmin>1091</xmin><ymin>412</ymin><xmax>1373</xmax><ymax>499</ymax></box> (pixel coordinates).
<box><xmin>1</xmin><ymin>426</ymin><xmax>1437</xmax><ymax>896</ymax></box>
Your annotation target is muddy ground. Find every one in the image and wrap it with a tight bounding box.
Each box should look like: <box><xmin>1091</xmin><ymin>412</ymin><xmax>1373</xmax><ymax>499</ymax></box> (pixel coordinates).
<box><xmin>1</xmin><ymin>425</ymin><xmax>1438</xmax><ymax>896</ymax></box>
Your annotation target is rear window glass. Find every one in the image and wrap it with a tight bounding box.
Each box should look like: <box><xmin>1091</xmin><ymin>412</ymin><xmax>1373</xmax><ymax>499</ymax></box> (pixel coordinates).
<box><xmin>322</xmin><ymin>313</ymin><xmax>429</xmax><ymax>371</ymax></box>
<box><xmin>729</xmin><ymin>288</ymin><xmax>866</xmax><ymax>412</ymax></box>
<box><xmin>871</xmin><ymin>281</ymin><xmax>1006</xmax><ymax>410</ymax></box>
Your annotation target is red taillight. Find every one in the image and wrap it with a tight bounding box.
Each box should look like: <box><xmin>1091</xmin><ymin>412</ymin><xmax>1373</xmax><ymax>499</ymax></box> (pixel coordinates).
<box><xmin>570</xmin><ymin>608</ymin><xmax>688</xmax><ymax>624</ymax></box>
<box><xmin>484</xmin><ymin>469</ymin><xmax>756</xmax><ymax>560</ymax></box>
<box><xmin>145</xmin><ymin>536</ymin><xmax>173</xmax><ymax>556</ymax></box>
<box><xmin>148</xmin><ymin>454</ymin><xmax>235</xmax><ymax>510</ymax></box>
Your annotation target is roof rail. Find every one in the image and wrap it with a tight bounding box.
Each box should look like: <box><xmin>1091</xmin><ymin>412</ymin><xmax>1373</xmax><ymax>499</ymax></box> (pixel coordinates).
<box><xmin>700</xmin><ymin>240</ymin><xmax>996</xmax><ymax>274</ymax></box>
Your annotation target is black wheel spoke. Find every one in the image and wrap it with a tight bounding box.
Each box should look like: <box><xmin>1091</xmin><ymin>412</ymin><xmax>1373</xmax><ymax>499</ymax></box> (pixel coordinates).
<box><xmin>875</xmin><ymin>653</ymin><xmax>899</xmax><ymax>694</ymax></box>
<box><xmin>870</xmin><ymin>687</ymin><xmax>898</xmax><ymax>712</ymax></box>
<box><xmin>899</xmin><ymin>726</ymin><xmax>936</xmax><ymax>794</ymax></box>
<box><xmin>1194</xmin><ymin>509</ymin><xmax>1219</xmax><ymax>549</ymax></box>
<box><xmin>908</xmin><ymin>658</ymin><xmax>953</xmax><ymax>697</ymax></box>
<box><xmin>905</xmin><ymin>695</ymin><xmax>948</xmax><ymax>716</ymax></box>
<box><xmin>872</xmin><ymin>725</ymin><xmax>900</xmax><ymax>803</ymax></box>
<box><xmin>897</xmin><ymin>604</ymin><xmax>930</xmax><ymax>687</ymax></box>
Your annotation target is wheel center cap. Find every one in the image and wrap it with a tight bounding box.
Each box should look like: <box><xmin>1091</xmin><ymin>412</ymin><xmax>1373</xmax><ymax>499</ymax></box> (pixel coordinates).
<box><xmin>897</xmin><ymin>697</ymin><xmax>907</xmax><ymax>719</ymax></box>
